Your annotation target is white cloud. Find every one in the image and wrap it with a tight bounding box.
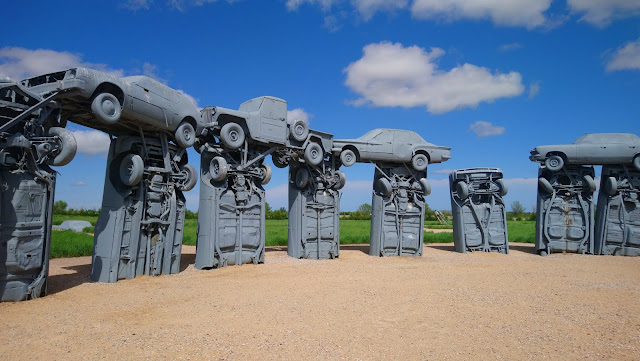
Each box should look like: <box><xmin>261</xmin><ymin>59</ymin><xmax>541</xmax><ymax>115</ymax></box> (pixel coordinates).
<box><xmin>468</xmin><ymin>121</ymin><xmax>506</xmax><ymax>137</ymax></box>
<box><xmin>72</xmin><ymin>181</ymin><xmax>88</xmax><ymax>187</ymax></box>
<box><xmin>567</xmin><ymin>0</ymin><xmax>640</xmax><ymax>27</ymax></box>
<box><xmin>410</xmin><ymin>0</ymin><xmax>552</xmax><ymax>28</ymax></box>
<box><xmin>528</xmin><ymin>82</ymin><xmax>541</xmax><ymax>98</ymax></box>
<box><xmin>605</xmin><ymin>37</ymin><xmax>640</xmax><ymax>72</ymax></box>
<box><xmin>0</xmin><ymin>47</ymin><xmax>124</xmax><ymax>81</ymax></box>
<box><xmin>178</xmin><ymin>90</ymin><xmax>201</xmax><ymax>110</ymax></box>
<box><xmin>71</xmin><ymin>130</ymin><xmax>111</xmax><ymax>155</ymax></box>
<box><xmin>352</xmin><ymin>0</ymin><xmax>409</xmax><ymax>20</ymax></box>
<box><xmin>286</xmin><ymin>108</ymin><xmax>312</xmax><ymax>125</ymax></box>
<box><xmin>344</xmin><ymin>42</ymin><xmax>524</xmax><ymax>114</ymax></box>
<box><xmin>286</xmin><ymin>0</ymin><xmax>336</xmax><ymax>11</ymax></box>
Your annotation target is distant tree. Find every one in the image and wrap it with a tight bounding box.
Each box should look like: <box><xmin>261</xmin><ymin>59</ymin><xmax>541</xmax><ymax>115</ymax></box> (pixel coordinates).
<box><xmin>424</xmin><ymin>203</ymin><xmax>437</xmax><ymax>222</ymax></box>
<box><xmin>53</xmin><ymin>200</ymin><xmax>67</xmax><ymax>213</ymax></box>
<box><xmin>357</xmin><ymin>203</ymin><xmax>372</xmax><ymax>214</ymax></box>
<box><xmin>265</xmin><ymin>202</ymin><xmax>273</xmax><ymax>214</ymax></box>
<box><xmin>511</xmin><ymin>201</ymin><xmax>525</xmax><ymax>216</ymax></box>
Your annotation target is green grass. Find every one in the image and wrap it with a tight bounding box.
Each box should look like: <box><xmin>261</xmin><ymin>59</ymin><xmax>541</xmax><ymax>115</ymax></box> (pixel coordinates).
<box><xmin>50</xmin><ymin>230</ymin><xmax>94</xmax><ymax>258</ymax></box>
<box><xmin>48</xmin><ymin>213</ymin><xmax>536</xmax><ymax>258</ymax></box>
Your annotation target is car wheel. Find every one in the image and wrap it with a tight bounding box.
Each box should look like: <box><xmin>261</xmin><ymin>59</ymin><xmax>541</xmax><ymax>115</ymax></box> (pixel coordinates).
<box><xmin>340</xmin><ymin>149</ymin><xmax>357</xmax><ymax>167</ymax></box>
<box><xmin>48</xmin><ymin>127</ymin><xmax>77</xmax><ymax>167</ymax></box>
<box><xmin>633</xmin><ymin>154</ymin><xmax>640</xmax><ymax>171</ymax></box>
<box><xmin>209</xmin><ymin>156</ymin><xmax>228</xmax><ymax>182</ymax></box>
<box><xmin>539</xmin><ymin>250</ymin><xmax>548</xmax><ymax>257</ymax></box>
<box><xmin>91</xmin><ymin>93</ymin><xmax>121</xmax><ymax>124</ymax></box>
<box><xmin>538</xmin><ymin>177</ymin><xmax>554</xmax><ymax>194</ymax></box>
<box><xmin>456</xmin><ymin>181</ymin><xmax>469</xmax><ymax>200</ymax></box>
<box><xmin>295</xmin><ymin>168</ymin><xmax>310</xmax><ymax>188</ymax></box>
<box><xmin>271</xmin><ymin>154</ymin><xmax>288</xmax><ymax>168</ymax></box>
<box><xmin>334</xmin><ymin>170</ymin><xmax>346</xmax><ymax>190</ymax></box>
<box><xmin>178</xmin><ymin>164</ymin><xmax>197</xmax><ymax>191</ymax></box>
<box><xmin>604</xmin><ymin>176</ymin><xmax>617</xmax><ymax>196</ymax></box>
<box><xmin>304</xmin><ymin>142</ymin><xmax>323</xmax><ymax>166</ymax></box>
<box><xmin>175</xmin><ymin>121</ymin><xmax>196</xmax><ymax>148</ymax></box>
<box><xmin>496</xmin><ymin>179</ymin><xmax>508</xmax><ymax>197</ymax></box>
<box><xmin>420</xmin><ymin>178</ymin><xmax>431</xmax><ymax>196</ymax></box>
<box><xmin>583</xmin><ymin>175</ymin><xmax>596</xmax><ymax>193</ymax></box>
<box><xmin>544</xmin><ymin>154</ymin><xmax>564</xmax><ymax>172</ymax></box>
<box><xmin>259</xmin><ymin>163</ymin><xmax>272</xmax><ymax>185</ymax></box>
<box><xmin>119</xmin><ymin>154</ymin><xmax>144</xmax><ymax>186</ymax></box>
<box><xmin>376</xmin><ymin>177</ymin><xmax>393</xmax><ymax>197</ymax></box>
<box><xmin>411</xmin><ymin>153</ymin><xmax>428</xmax><ymax>171</ymax></box>
<box><xmin>290</xmin><ymin>119</ymin><xmax>309</xmax><ymax>142</ymax></box>
<box><xmin>220</xmin><ymin>123</ymin><xmax>245</xmax><ymax>150</ymax></box>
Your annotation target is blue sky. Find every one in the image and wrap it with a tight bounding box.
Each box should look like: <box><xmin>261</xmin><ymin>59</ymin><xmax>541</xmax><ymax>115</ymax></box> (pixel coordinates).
<box><xmin>1</xmin><ymin>0</ymin><xmax>639</xmax><ymax>212</ymax></box>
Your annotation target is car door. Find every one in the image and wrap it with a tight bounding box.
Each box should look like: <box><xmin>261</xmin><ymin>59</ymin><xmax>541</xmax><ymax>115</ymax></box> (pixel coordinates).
<box><xmin>392</xmin><ymin>131</ymin><xmax>415</xmax><ymax>162</ymax></box>
<box><xmin>127</xmin><ymin>77</ymin><xmax>169</xmax><ymax>129</ymax></box>
<box><xmin>366</xmin><ymin>130</ymin><xmax>394</xmax><ymax>161</ymax></box>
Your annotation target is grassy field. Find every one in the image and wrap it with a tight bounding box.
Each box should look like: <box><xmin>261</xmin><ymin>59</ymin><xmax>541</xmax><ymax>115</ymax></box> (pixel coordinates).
<box><xmin>50</xmin><ymin>215</ymin><xmax>536</xmax><ymax>258</ymax></box>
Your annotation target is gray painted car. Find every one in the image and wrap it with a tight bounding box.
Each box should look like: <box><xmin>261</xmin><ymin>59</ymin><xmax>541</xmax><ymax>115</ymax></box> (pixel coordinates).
<box><xmin>332</xmin><ymin>128</ymin><xmax>451</xmax><ymax>170</ymax></box>
<box><xmin>530</xmin><ymin>133</ymin><xmax>640</xmax><ymax>171</ymax></box>
<box><xmin>20</xmin><ymin>67</ymin><xmax>203</xmax><ymax>148</ymax></box>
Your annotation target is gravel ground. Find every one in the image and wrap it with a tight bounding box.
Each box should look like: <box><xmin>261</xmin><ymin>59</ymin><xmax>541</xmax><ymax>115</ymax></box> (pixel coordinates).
<box><xmin>1</xmin><ymin>243</ymin><xmax>639</xmax><ymax>360</ymax></box>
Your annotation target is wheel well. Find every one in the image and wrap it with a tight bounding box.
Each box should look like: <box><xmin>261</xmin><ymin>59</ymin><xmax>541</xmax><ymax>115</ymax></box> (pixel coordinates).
<box><xmin>181</xmin><ymin>116</ymin><xmax>197</xmax><ymax>130</ymax></box>
<box><xmin>217</xmin><ymin>114</ymin><xmax>248</xmax><ymax>134</ymax></box>
<box><xmin>414</xmin><ymin>150</ymin><xmax>430</xmax><ymax>162</ymax></box>
<box><xmin>343</xmin><ymin>145</ymin><xmax>360</xmax><ymax>160</ymax></box>
<box><xmin>546</xmin><ymin>151</ymin><xmax>566</xmax><ymax>160</ymax></box>
<box><xmin>91</xmin><ymin>83</ymin><xmax>124</xmax><ymax>105</ymax></box>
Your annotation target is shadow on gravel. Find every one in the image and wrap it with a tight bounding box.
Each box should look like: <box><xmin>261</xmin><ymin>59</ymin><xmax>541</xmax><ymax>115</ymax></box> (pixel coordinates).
<box><xmin>47</xmin><ymin>264</ymin><xmax>91</xmax><ymax>295</ymax></box>
<box><xmin>508</xmin><ymin>244</ymin><xmax>537</xmax><ymax>254</ymax></box>
<box><xmin>340</xmin><ymin>244</ymin><xmax>369</xmax><ymax>254</ymax></box>
<box><xmin>266</xmin><ymin>246</ymin><xmax>287</xmax><ymax>253</ymax></box>
<box><xmin>426</xmin><ymin>244</ymin><xmax>456</xmax><ymax>252</ymax></box>
<box><xmin>180</xmin><ymin>253</ymin><xmax>196</xmax><ymax>272</ymax></box>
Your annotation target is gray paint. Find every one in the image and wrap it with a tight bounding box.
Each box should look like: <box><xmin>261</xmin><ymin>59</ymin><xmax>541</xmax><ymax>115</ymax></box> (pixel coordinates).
<box><xmin>91</xmin><ymin>135</ymin><xmax>188</xmax><ymax>282</ymax></box>
<box><xmin>287</xmin><ymin>160</ymin><xmax>342</xmax><ymax>259</ymax></box>
<box><xmin>449</xmin><ymin>168</ymin><xmax>509</xmax><ymax>254</ymax></box>
<box><xmin>534</xmin><ymin>165</ymin><xmax>595</xmax><ymax>256</ymax></box>
<box><xmin>530</xmin><ymin>133</ymin><xmax>640</xmax><ymax>170</ymax></box>
<box><xmin>1</xmin><ymin>80</ymin><xmax>73</xmax><ymax>301</ymax></box>
<box><xmin>369</xmin><ymin>164</ymin><xmax>427</xmax><ymax>257</ymax></box>
<box><xmin>332</xmin><ymin>128</ymin><xmax>451</xmax><ymax>169</ymax></box>
<box><xmin>53</xmin><ymin>220</ymin><xmax>92</xmax><ymax>233</ymax></box>
<box><xmin>594</xmin><ymin>165</ymin><xmax>640</xmax><ymax>256</ymax></box>
<box><xmin>195</xmin><ymin>146</ymin><xmax>266</xmax><ymax>269</ymax></box>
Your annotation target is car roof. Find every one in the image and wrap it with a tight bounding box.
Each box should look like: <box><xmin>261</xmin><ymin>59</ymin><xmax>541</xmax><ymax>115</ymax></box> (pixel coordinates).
<box><xmin>573</xmin><ymin>133</ymin><xmax>640</xmax><ymax>144</ymax></box>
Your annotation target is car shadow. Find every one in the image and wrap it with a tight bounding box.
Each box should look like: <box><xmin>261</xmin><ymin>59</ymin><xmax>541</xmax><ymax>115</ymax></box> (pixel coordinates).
<box><xmin>340</xmin><ymin>244</ymin><xmax>369</xmax><ymax>254</ymax></box>
<box><xmin>180</xmin><ymin>253</ymin><xmax>196</xmax><ymax>272</ymax></box>
<box><xmin>266</xmin><ymin>246</ymin><xmax>288</xmax><ymax>253</ymax></box>
<box><xmin>425</xmin><ymin>244</ymin><xmax>456</xmax><ymax>252</ymax></box>
<box><xmin>47</xmin><ymin>263</ymin><xmax>92</xmax><ymax>295</ymax></box>
<box><xmin>508</xmin><ymin>244</ymin><xmax>537</xmax><ymax>254</ymax></box>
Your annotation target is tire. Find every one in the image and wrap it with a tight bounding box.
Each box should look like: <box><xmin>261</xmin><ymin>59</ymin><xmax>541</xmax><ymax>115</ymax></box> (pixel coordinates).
<box><xmin>496</xmin><ymin>179</ymin><xmax>508</xmax><ymax>197</ymax></box>
<box><xmin>340</xmin><ymin>149</ymin><xmax>357</xmax><ymax>167</ymax></box>
<box><xmin>633</xmin><ymin>154</ymin><xmax>640</xmax><ymax>171</ymax></box>
<box><xmin>91</xmin><ymin>93</ymin><xmax>121</xmax><ymax>124</ymax></box>
<box><xmin>271</xmin><ymin>154</ymin><xmax>288</xmax><ymax>169</ymax></box>
<box><xmin>538</xmin><ymin>177</ymin><xmax>554</xmax><ymax>194</ymax></box>
<box><xmin>209</xmin><ymin>156</ymin><xmax>228</xmax><ymax>182</ymax></box>
<box><xmin>119</xmin><ymin>154</ymin><xmax>144</xmax><ymax>186</ymax></box>
<box><xmin>290</xmin><ymin>119</ymin><xmax>309</xmax><ymax>142</ymax></box>
<box><xmin>377</xmin><ymin>177</ymin><xmax>392</xmax><ymax>197</ymax></box>
<box><xmin>411</xmin><ymin>153</ymin><xmax>428</xmax><ymax>171</ymax></box>
<box><xmin>583</xmin><ymin>175</ymin><xmax>596</xmax><ymax>193</ymax></box>
<box><xmin>220</xmin><ymin>123</ymin><xmax>245</xmax><ymax>149</ymax></box>
<box><xmin>539</xmin><ymin>250</ymin><xmax>548</xmax><ymax>257</ymax></box>
<box><xmin>48</xmin><ymin>127</ymin><xmax>77</xmax><ymax>166</ymax></box>
<box><xmin>545</xmin><ymin>154</ymin><xmax>564</xmax><ymax>172</ymax></box>
<box><xmin>604</xmin><ymin>176</ymin><xmax>617</xmax><ymax>196</ymax></box>
<box><xmin>420</xmin><ymin>178</ymin><xmax>431</xmax><ymax>196</ymax></box>
<box><xmin>179</xmin><ymin>164</ymin><xmax>197</xmax><ymax>191</ymax></box>
<box><xmin>174</xmin><ymin>121</ymin><xmax>196</xmax><ymax>148</ymax></box>
<box><xmin>295</xmin><ymin>168</ymin><xmax>310</xmax><ymax>189</ymax></box>
<box><xmin>304</xmin><ymin>142</ymin><xmax>323</xmax><ymax>166</ymax></box>
<box><xmin>456</xmin><ymin>181</ymin><xmax>469</xmax><ymax>200</ymax></box>
<box><xmin>334</xmin><ymin>170</ymin><xmax>346</xmax><ymax>190</ymax></box>
<box><xmin>259</xmin><ymin>163</ymin><xmax>272</xmax><ymax>185</ymax></box>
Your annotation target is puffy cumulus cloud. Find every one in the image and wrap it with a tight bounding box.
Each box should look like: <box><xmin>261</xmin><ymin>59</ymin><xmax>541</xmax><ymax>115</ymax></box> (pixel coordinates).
<box><xmin>286</xmin><ymin>108</ymin><xmax>312</xmax><ymax>124</ymax></box>
<box><xmin>0</xmin><ymin>47</ymin><xmax>123</xmax><ymax>81</ymax></box>
<box><xmin>606</xmin><ymin>37</ymin><xmax>640</xmax><ymax>72</ymax></box>
<box><xmin>344</xmin><ymin>42</ymin><xmax>524</xmax><ymax>114</ymax></box>
<box><xmin>468</xmin><ymin>121</ymin><xmax>506</xmax><ymax>137</ymax></box>
<box><xmin>410</xmin><ymin>0</ymin><xmax>552</xmax><ymax>28</ymax></box>
<box><xmin>568</xmin><ymin>0</ymin><xmax>640</xmax><ymax>27</ymax></box>
<box><xmin>71</xmin><ymin>130</ymin><xmax>111</xmax><ymax>156</ymax></box>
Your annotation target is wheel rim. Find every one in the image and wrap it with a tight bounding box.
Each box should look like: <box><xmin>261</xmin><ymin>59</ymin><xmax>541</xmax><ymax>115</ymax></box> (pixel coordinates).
<box><xmin>344</xmin><ymin>153</ymin><xmax>353</xmax><ymax>164</ymax></box>
<box><xmin>228</xmin><ymin>130</ymin><xmax>239</xmax><ymax>142</ymax></box>
<box><xmin>548</xmin><ymin>158</ymin><xmax>560</xmax><ymax>168</ymax></box>
<box><xmin>211</xmin><ymin>160</ymin><xmax>220</xmax><ymax>177</ymax></box>
<box><xmin>182</xmin><ymin>128</ymin><xmax>192</xmax><ymax>142</ymax></box>
<box><xmin>294</xmin><ymin>124</ymin><xmax>305</xmax><ymax>137</ymax></box>
<box><xmin>102</xmin><ymin>98</ymin><xmax>116</xmax><ymax>116</ymax></box>
<box><xmin>415</xmin><ymin>157</ymin><xmax>425</xmax><ymax>167</ymax></box>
